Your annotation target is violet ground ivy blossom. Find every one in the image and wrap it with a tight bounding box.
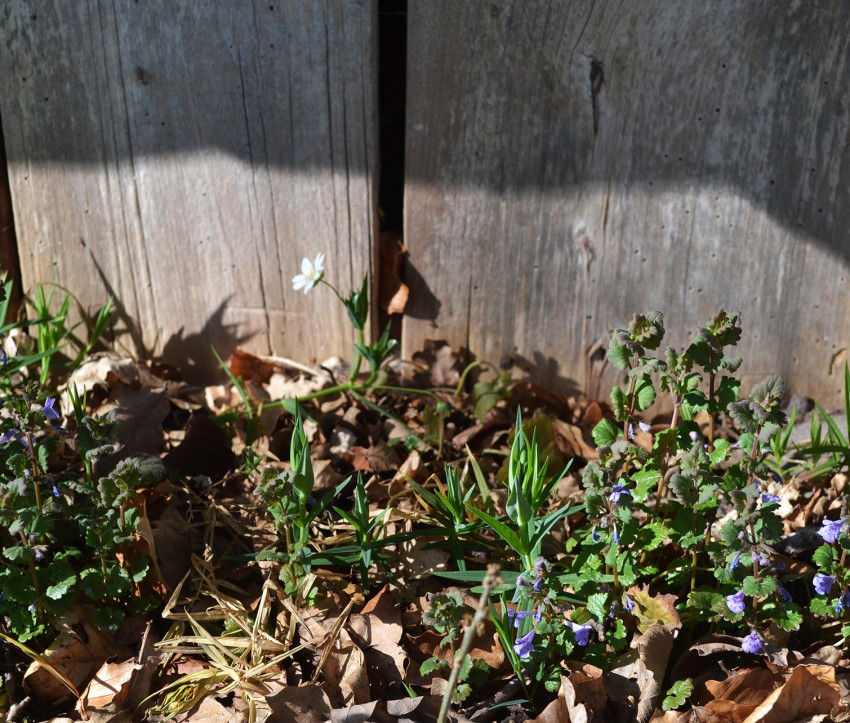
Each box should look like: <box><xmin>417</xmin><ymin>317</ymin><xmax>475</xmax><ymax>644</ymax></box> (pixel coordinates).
<box><xmin>513</xmin><ymin>629</ymin><xmax>536</xmax><ymax>659</ymax></box>
<box><xmin>609</xmin><ymin>483</ymin><xmax>631</xmax><ymax>504</ymax></box>
<box><xmin>818</xmin><ymin>517</ymin><xmax>847</xmax><ymax>544</ymax></box>
<box><xmin>726</xmin><ymin>589</ymin><xmax>746</xmax><ymax>615</ymax></box>
<box><xmin>741</xmin><ymin>630</ymin><xmax>764</xmax><ymax>654</ymax></box>
<box><xmin>813</xmin><ymin>573</ymin><xmax>836</xmax><ymax>596</ymax></box>
<box><xmin>41</xmin><ymin>397</ymin><xmax>60</xmax><ymax>420</ymax></box>
<box><xmin>565</xmin><ymin>620</ymin><xmax>592</xmax><ymax>646</ymax></box>
<box><xmin>507</xmin><ymin>609</ymin><xmax>535</xmax><ymax>628</ymax></box>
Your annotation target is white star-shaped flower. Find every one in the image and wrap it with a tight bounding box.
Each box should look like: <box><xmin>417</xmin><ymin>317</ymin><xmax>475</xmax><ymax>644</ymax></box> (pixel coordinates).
<box><xmin>292</xmin><ymin>252</ymin><xmax>325</xmax><ymax>293</ymax></box>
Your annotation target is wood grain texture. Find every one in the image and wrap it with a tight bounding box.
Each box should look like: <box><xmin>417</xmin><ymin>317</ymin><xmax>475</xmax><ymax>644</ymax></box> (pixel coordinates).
<box><xmin>403</xmin><ymin>0</ymin><xmax>850</xmax><ymax>406</ymax></box>
<box><xmin>0</xmin><ymin>0</ymin><xmax>377</xmax><ymax>380</ymax></box>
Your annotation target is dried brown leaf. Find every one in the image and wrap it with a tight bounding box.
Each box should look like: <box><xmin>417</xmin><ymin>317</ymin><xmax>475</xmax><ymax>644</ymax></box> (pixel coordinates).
<box><xmin>639</xmin><ymin>626</ymin><xmax>678</xmax><ymax>708</ymax></box>
<box><xmin>628</xmin><ymin>585</ymin><xmax>681</xmax><ymax>633</ymax></box>
<box><xmin>550</xmin><ymin>417</ymin><xmax>598</xmax><ymax>461</ymax></box>
<box><xmin>78</xmin><ymin>659</ymin><xmax>139</xmax><ymax>711</ymax></box>
<box><xmin>396</xmin><ymin>535</ymin><xmax>450</xmax><ymax>581</ymax></box>
<box><xmin>344</xmin><ymin>442</ymin><xmax>400</xmax><ymax>473</ymax></box>
<box><xmin>741</xmin><ymin>665</ymin><xmax>840</xmax><ymax>723</ymax></box>
<box><xmin>705</xmin><ymin>667</ymin><xmax>784</xmax><ymax>711</ymax></box>
<box><xmin>230</xmin><ymin>346</ymin><xmax>276</xmax><ymax>385</ymax></box>
<box><xmin>347</xmin><ymin>586</ymin><xmax>406</xmax><ymax>683</ymax></box>
<box><xmin>411</xmin><ymin>341</ymin><xmax>461</xmax><ymax>388</ymax></box>
<box><xmin>265</xmin><ymin>683</ymin><xmax>332</xmax><ymax>723</ymax></box>
<box><xmin>151</xmin><ymin>505</ymin><xmax>200</xmax><ymax>591</ymax></box>
<box><xmin>162</xmin><ymin>413</ymin><xmax>236</xmax><ymax>478</ymax></box>
<box><xmin>24</xmin><ymin>617</ymin><xmax>121</xmax><ymax>705</ymax></box>
<box><xmin>378</xmin><ymin>230</ymin><xmax>409</xmax><ymax>315</ymax></box>
<box><xmin>98</xmin><ymin>382</ymin><xmax>169</xmax><ymax>459</ymax></box>
<box><xmin>184</xmin><ymin>695</ymin><xmax>232</xmax><ymax>720</ymax></box>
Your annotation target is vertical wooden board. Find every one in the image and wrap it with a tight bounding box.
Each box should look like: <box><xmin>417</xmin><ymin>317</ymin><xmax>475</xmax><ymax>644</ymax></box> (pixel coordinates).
<box><xmin>0</xmin><ymin>0</ymin><xmax>377</xmax><ymax>380</ymax></box>
<box><xmin>403</xmin><ymin>1</ymin><xmax>850</xmax><ymax>405</ymax></box>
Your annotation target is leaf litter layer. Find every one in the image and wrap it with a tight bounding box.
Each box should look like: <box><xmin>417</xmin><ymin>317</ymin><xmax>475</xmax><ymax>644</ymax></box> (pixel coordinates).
<box><xmin>2</xmin><ymin>329</ymin><xmax>850</xmax><ymax>723</ymax></box>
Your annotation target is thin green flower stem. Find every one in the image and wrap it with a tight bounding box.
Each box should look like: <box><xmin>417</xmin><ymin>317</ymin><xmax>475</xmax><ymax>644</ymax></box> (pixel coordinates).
<box><xmin>622</xmin><ymin>355</ymin><xmax>640</xmax><ymax>440</ymax></box>
<box><xmin>690</xmin><ymin>489</ymin><xmax>700</xmax><ymax>592</ymax></box>
<box><xmin>749</xmin><ymin>522</ymin><xmax>760</xmax><ymax>624</ymax></box>
<box><xmin>707</xmin><ymin>369</ymin><xmax>716</xmax><ymax>452</ymax></box>
<box><xmin>25</xmin><ymin>430</ymin><xmax>42</xmax><ymax>511</ymax></box>
<box><xmin>19</xmin><ymin>531</ymin><xmax>44</xmax><ymax>623</ymax></box>
<box><xmin>284</xmin><ymin>522</ymin><xmax>293</xmax><ymax>559</ymax></box>
<box><xmin>654</xmin><ymin>392</ymin><xmax>683</xmax><ymax>512</ymax></box>
<box><xmin>319</xmin><ymin>278</ymin><xmax>346</xmax><ymax>305</ymax></box>
<box><xmin>349</xmin><ymin>329</ymin><xmax>364</xmax><ymax>383</ymax></box>
<box><xmin>454</xmin><ymin>360</ymin><xmax>483</xmax><ymax>397</ymax></box>
<box><xmin>437</xmin><ymin>565</ymin><xmax>501</xmax><ymax>723</ymax></box>
<box><xmin>316</xmin><ymin>278</ymin><xmax>366</xmax><ymax>383</ymax></box>
<box><xmin>375</xmin><ymin>384</ymin><xmax>444</xmax><ymax>401</ymax></box>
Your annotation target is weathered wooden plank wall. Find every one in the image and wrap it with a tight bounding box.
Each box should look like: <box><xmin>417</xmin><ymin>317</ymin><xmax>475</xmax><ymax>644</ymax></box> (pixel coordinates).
<box><xmin>0</xmin><ymin>1</ymin><xmax>377</xmax><ymax>380</ymax></box>
<box><xmin>403</xmin><ymin>1</ymin><xmax>850</xmax><ymax>406</ymax></box>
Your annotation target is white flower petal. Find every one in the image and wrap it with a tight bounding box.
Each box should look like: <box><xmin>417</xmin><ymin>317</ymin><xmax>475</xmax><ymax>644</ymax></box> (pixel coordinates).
<box><xmin>314</xmin><ymin>252</ymin><xmax>325</xmax><ymax>272</ymax></box>
<box><xmin>301</xmin><ymin>257</ymin><xmax>313</xmax><ymax>275</ymax></box>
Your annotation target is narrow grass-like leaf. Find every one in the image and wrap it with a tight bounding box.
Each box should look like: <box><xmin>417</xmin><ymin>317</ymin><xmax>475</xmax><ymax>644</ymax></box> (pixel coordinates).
<box><xmin>466</xmin><ymin>506</ymin><xmax>525</xmax><ymax>557</ymax></box>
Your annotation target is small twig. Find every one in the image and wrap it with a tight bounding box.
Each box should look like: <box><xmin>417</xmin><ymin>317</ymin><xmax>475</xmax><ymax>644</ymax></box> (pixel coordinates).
<box><xmin>437</xmin><ymin>565</ymin><xmax>501</xmax><ymax>723</ymax></box>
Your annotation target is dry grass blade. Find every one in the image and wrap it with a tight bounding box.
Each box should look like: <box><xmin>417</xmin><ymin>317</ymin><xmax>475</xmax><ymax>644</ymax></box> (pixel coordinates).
<box><xmin>311</xmin><ymin>597</ymin><xmax>356</xmax><ymax>684</ymax></box>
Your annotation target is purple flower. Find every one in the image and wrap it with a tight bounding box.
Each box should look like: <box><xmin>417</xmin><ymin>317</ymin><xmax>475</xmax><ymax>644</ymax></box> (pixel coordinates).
<box><xmin>0</xmin><ymin>428</ymin><xmax>20</xmax><ymax>444</ymax></box>
<box><xmin>533</xmin><ymin>577</ymin><xmax>543</xmax><ymax>592</ymax></box>
<box><xmin>513</xmin><ymin>629</ymin><xmax>535</xmax><ymax>658</ymax></box>
<box><xmin>609</xmin><ymin>483</ymin><xmax>631</xmax><ymax>504</ymax></box>
<box><xmin>51</xmin><ymin>482</ymin><xmax>60</xmax><ymax>498</ymax></box>
<box><xmin>534</xmin><ymin>604</ymin><xmax>543</xmax><ymax>623</ymax></box>
<box><xmin>689</xmin><ymin>430</ymin><xmax>699</xmax><ymax>442</ymax></box>
<box><xmin>628</xmin><ymin>423</ymin><xmax>635</xmax><ymax>440</ymax></box>
<box><xmin>27</xmin><ymin>602</ymin><xmax>37</xmax><ymax>612</ymax></box>
<box><xmin>835</xmin><ymin>590</ymin><xmax>850</xmax><ymax>615</ymax></box>
<box><xmin>624</xmin><ymin>594</ymin><xmax>635</xmax><ymax>612</ymax></box>
<box><xmin>777</xmin><ymin>585</ymin><xmax>793</xmax><ymax>603</ymax></box>
<box><xmin>566</xmin><ymin>620</ymin><xmax>592</xmax><ymax>646</ymax></box>
<box><xmin>612</xmin><ymin>523</ymin><xmax>620</xmax><ymax>545</ymax></box>
<box><xmin>638</xmin><ymin>421</ymin><xmax>651</xmax><ymax>433</ymax></box>
<box><xmin>813</xmin><ymin>573</ymin><xmax>835</xmax><ymax>596</ymax></box>
<box><xmin>591</xmin><ymin>526</ymin><xmax>600</xmax><ymax>543</ymax></box>
<box><xmin>42</xmin><ymin>397</ymin><xmax>60</xmax><ymax>421</ymax></box>
<box><xmin>760</xmin><ymin>493</ymin><xmax>781</xmax><ymax>504</ymax></box>
<box><xmin>507</xmin><ymin>609</ymin><xmax>535</xmax><ymax>629</ymax></box>
<box><xmin>741</xmin><ymin>631</ymin><xmax>764</xmax><ymax>654</ymax></box>
<box><xmin>818</xmin><ymin>518</ymin><xmax>847</xmax><ymax>544</ymax></box>
<box><xmin>726</xmin><ymin>589</ymin><xmax>746</xmax><ymax>615</ymax></box>
<box><xmin>727</xmin><ymin>551</ymin><xmax>742</xmax><ymax>573</ymax></box>
<box><xmin>0</xmin><ymin>349</ymin><xmax>7</xmax><ymax>365</ymax></box>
